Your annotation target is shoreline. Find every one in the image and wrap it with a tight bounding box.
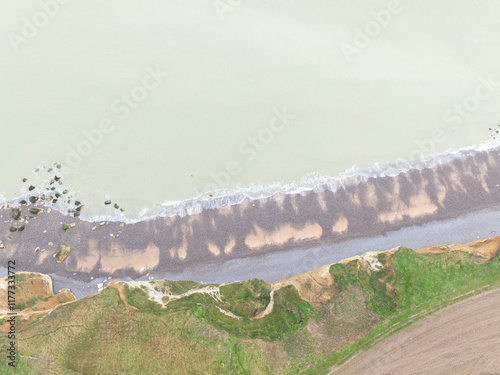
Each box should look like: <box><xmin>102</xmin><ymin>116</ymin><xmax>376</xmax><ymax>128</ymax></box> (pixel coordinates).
<box><xmin>1</xmin><ymin>147</ymin><xmax>500</xmax><ymax>298</ymax></box>
<box><xmin>2</xmin><ymin>142</ymin><xmax>499</xmax><ymax>223</ymax></box>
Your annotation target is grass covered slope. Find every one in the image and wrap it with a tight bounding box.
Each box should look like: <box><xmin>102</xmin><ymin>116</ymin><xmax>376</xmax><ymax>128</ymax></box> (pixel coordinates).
<box><xmin>1</xmin><ymin>237</ymin><xmax>499</xmax><ymax>374</ymax></box>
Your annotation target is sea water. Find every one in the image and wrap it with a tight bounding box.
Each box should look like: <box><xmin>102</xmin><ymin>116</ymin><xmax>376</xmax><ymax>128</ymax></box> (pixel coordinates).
<box><xmin>0</xmin><ymin>0</ymin><xmax>499</xmax><ymax>221</ymax></box>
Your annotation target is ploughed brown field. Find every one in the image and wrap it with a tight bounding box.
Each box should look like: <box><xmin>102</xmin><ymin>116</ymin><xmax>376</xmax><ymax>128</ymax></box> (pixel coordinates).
<box><xmin>330</xmin><ymin>288</ymin><xmax>500</xmax><ymax>375</ymax></box>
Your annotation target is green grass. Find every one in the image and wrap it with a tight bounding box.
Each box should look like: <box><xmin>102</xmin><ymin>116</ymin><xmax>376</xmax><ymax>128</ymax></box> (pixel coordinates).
<box><xmin>0</xmin><ymin>342</ymin><xmax>38</xmax><ymax>375</ymax></box>
<box><xmin>122</xmin><ymin>284</ymin><xmax>162</xmax><ymax>311</ymax></box>
<box><xmin>1</xmin><ymin>246</ymin><xmax>499</xmax><ymax>374</ymax></box>
<box><xmin>219</xmin><ymin>278</ymin><xmax>271</xmax><ymax>318</ymax></box>
<box><xmin>393</xmin><ymin>247</ymin><xmax>500</xmax><ymax>312</ymax></box>
<box><xmin>168</xmin><ymin>284</ymin><xmax>313</xmax><ymax>341</ymax></box>
<box><xmin>303</xmin><ymin>248</ymin><xmax>500</xmax><ymax>374</ymax></box>
<box><xmin>330</xmin><ymin>255</ymin><xmax>397</xmax><ymax>315</ymax></box>
<box><xmin>162</xmin><ymin>280</ymin><xmax>202</xmax><ymax>295</ymax></box>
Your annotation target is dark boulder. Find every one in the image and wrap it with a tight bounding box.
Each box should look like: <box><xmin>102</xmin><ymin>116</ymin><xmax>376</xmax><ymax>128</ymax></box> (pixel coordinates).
<box><xmin>11</xmin><ymin>208</ymin><xmax>21</xmax><ymax>220</ymax></box>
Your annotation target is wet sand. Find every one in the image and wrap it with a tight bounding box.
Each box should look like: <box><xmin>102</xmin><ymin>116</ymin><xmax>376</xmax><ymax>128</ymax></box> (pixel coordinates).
<box><xmin>0</xmin><ymin>148</ymin><xmax>500</xmax><ymax>297</ymax></box>
<box><xmin>44</xmin><ymin>204</ymin><xmax>500</xmax><ymax>298</ymax></box>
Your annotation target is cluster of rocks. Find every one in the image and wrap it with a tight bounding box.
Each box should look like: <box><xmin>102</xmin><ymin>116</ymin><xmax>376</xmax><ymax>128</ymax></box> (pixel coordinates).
<box><xmin>4</xmin><ymin>163</ymin><xmax>127</xmax><ymax>239</ymax></box>
<box><xmin>23</xmin><ymin>163</ymin><xmax>85</xmax><ymax>218</ymax></box>
<box><xmin>488</xmin><ymin>125</ymin><xmax>500</xmax><ymax>140</ymax></box>
<box><xmin>104</xmin><ymin>199</ymin><xmax>125</xmax><ymax>212</ymax></box>
<box><xmin>7</xmin><ymin>205</ymin><xmax>34</xmax><ymax>232</ymax></box>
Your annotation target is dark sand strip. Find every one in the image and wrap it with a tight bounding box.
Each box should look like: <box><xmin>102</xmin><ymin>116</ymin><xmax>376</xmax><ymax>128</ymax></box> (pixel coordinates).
<box><xmin>39</xmin><ymin>203</ymin><xmax>497</xmax><ymax>298</ymax></box>
<box><xmin>0</xmin><ymin>148</ymin><xmax>499</xmax><ymax>292</ymax></box>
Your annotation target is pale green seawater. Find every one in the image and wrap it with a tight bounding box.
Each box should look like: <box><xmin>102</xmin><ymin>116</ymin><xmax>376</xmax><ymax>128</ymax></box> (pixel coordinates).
<box><xmin>0</xmin><ymin>1</ymin><xmax>499</xmax><ymax>220</ymax></box>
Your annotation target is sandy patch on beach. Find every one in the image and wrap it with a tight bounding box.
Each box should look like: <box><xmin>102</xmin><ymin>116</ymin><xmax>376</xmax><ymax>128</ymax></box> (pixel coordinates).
<box><xmin>288</xmin><ymin>196</ymin><xmax>300</xmax><ymax>214</ymax></box>
<box><xmin>75</xmin><ymin>240</ymin><xmax>160</xmax><ymax>273</ymax></box>
<box><xmin>207</xmin><ymin>242</ymin><xmax>220</xmax><ymax>256</ymax></box>
<box><xmin>435</xmin><ymin>179</ymin><xmax>447</xmax><ymax>206</ymax></box>
<box><xmin>364</xmin><ymin>183</ymin><xmax>379</xmax><ymax>207</ymax></box>
<box><xmin>245</xmin><ymin>222</ymin><xmax>322</xmax><ymax>250</ymax></box>
<box><xmin>73</xmin><ymin>239</ymin><xmax>101</xmax><ymax>272</ymax></box>
<box><xmin>317</xmin><ymin>194</ymin><xmax>328</xmax><ymax>211</ymax></box>
<box><xmin>378</xmin><ymin>190</ymin><xmax>438</xmax><ymax>223</ymax></box>
<box><xmin>177</xmin><ymin>244</ymin><xmax>187</xmax><ymax>260</ymax></box>
<box><xmin>224</xmin><ymin>238</ymin><xmax>236</xmax><ymax>254</ymax></box>
<box><xmin>332</xmin><ymin>215</ymin><xmax>349</xmax><ymax>234</ymax></box>
<box><xmin>101</xmin><ymin>243</ymin><xmax>160</xmax><ymax>273</ymax></box>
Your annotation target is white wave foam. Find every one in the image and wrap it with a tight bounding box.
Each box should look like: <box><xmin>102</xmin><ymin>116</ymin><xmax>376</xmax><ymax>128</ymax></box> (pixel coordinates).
<box><xmin>2</xmin><ymin>140</ymin><xmax>499</xmax><ymax>223</ymax></box>
<box><xmin>145</xmin><ymin>139</ymin><xmax>500</xmax><ymax>223</ymax></box>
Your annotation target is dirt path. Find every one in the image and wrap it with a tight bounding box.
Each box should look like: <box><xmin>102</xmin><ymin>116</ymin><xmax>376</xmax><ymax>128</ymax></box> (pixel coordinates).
<box><xmin>108</xmin><ymin>281</ymin><xmax>138</xmax><ymax>310</ymax></box>
<box><xmin>329</xmin><ymin>288</ymin><xmax>500</xmax><ymax>375</ymax></box>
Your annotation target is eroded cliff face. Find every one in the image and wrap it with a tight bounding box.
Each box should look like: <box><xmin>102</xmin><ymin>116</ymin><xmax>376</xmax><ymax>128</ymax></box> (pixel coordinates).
<box><xmin>0</xmin><ymin>272</ymin><xmax>75</xmax><ymax>331</ymax></box>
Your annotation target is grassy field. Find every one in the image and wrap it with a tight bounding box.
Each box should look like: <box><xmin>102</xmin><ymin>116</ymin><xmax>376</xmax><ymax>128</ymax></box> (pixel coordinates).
<box><xmin>0</xmin><ymin>240</ymin><xmax>498</xmax><ymax>374</ymax></box>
